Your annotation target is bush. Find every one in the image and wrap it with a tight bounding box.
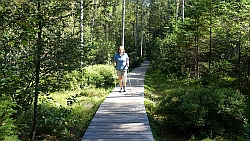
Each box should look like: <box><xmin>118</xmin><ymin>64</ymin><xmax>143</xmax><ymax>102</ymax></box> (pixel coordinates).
<box><xmin>53</xmin><ymin>64</ymin><xmax>114</xmax><ymax>91</ymax></box>
<box><xmin>130</xmin><ymin>57</ymin><xmax>144</xmax><ymax>68</ymax></box>
<box><xmin>0</xmin><ymin>97</ymin><xmax>17</xmax><ymax>140</ymax></box>
<box><xmin>158</xmin><ymin>87</ymin><xmax>246</xmax><ymax>140</ymax></box>
<box><xmin>85</xmin><ymin>65</ymin><xmax>114</xmax><ymax>88</ymax></box>
<box><xmin>35</xmin><ymin>99</ymin><xmax>74</xmax><ymax>140</ymax></box>
<box><xmin>32</xmin><ymin>87</ymin><xmax>111</xmax><ymax>140</ymax></box>
<box><xmin>61</xmin><ymin>69</ymin><xmax>86</xmax><ymax>90</ymax></box>
<box><xmin>3</xmin><ymin>135</ymin><xmax>21</xmax><ymax>141</ymax></box>
<box><xmin>244</xmin><ymin>124</ymin><xmax>250</xmax><ymax>140</ymax></box>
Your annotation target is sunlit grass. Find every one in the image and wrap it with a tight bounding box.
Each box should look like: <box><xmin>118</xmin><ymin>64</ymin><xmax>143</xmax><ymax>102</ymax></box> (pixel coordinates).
<box><xmin>37</xmin><ymin>86</ymin><xmax>113</xmax><ymax>141</ymax></box>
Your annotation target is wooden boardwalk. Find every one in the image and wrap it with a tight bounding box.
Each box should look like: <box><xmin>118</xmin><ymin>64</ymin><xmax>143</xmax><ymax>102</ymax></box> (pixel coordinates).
<box><xmin>81</xmin><ymin>60</ymin><xmax>154</xmax><ymax>141</ymax></box>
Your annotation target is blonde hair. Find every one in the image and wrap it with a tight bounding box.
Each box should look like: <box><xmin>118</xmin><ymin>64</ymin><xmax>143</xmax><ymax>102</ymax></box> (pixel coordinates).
<box><xmin>117</xmin><ymin>46</ymin><xmax>125</xmax><ymax>53</ymax></box>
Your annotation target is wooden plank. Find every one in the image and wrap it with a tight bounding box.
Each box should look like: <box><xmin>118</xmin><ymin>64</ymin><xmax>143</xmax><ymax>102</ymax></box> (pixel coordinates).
<box><xmin>84</xmin><ymin>131</ymin><xmax>153</xmax><ymax>136</ymax></box>
<box><xmin>87</xmin><ymin>122</ymin><xmax>150</xmax><ymax>126</ymax></box>
<box><xmin>83</xmin><ymin>134</ymin><xmax>154</xmax><ymax>139</ymax></box>
<box><xmin>90</xmin><ymin>117</ymin><xmax>149</xmax><ymax>123</ymax></box>
<box><xmin>86</xmin><ymin>124</ymin><xmax>152</xmax><ymax>132</ymax></box>
<box><xmin>86</xmin><ymin>127</ymin><xmax>152</xmax><ymax>132</ymax></box>
<box><xmin>82</xmin><ymin>139</ymin><xmax>152</xmax><ymax>141</ymax></box>
<box><xmin>98</xmin><ymin>104</ymin><xmax>146</xmax><ymax>109</ymax></box>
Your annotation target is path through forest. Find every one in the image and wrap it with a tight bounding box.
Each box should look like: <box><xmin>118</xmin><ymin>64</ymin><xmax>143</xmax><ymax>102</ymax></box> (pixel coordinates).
<box><xmin>81</xmin><ymin>60</ymin><xmax>154</xmax><ymax>141</ymax></box>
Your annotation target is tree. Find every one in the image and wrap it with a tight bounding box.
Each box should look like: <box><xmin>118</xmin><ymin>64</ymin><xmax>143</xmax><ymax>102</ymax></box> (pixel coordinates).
<box><xmin>0</xmin><ymin>0</ymin><xmax>87</xmax><ymax>139</ymax></box>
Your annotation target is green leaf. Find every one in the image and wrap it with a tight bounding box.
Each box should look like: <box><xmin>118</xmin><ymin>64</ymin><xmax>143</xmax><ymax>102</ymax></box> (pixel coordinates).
<box><xmin>21</xmin><ymin>40</ymin><xmax>28</xmax><ymax>46</ymax></box>
<box><xmin>0</xmin><ymin>5</ymin><xmax>3</xmax><ymax>12</ymax></box>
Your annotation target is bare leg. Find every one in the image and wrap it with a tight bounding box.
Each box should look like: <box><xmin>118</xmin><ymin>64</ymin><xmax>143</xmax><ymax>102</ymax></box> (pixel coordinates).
<box><xmin>118</xmin><ymin>76</ymin><xmax>123</xmax><ymax>91</ymax></box>
<box><xmin>123</xmin><ymin>79</ymin><xmax>126</xmax><ymax>87</ymax></box>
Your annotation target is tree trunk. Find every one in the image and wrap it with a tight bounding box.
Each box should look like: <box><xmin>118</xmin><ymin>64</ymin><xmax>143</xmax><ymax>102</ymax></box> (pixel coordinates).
<box><xmin>122</xmin><ymin>0</ymin><xmax>125</xmax><ymax>46</ymax></box>
<box><xmin>135</xmin><ymin>0</ymin><xmax>138</xmax><ymax>57</ymax></box>
<box><xmin>182</xmin><ymin>0</ymin><xmax>184</xmax><ymax>22</ymax></box>
<box><xmin>30</xmin><ymin>2</ymin><xmax>42</xmax><ymax>140</ymax></box>
<box><xmin>176</xmin><ymin>0</ymin><xmax>180</xmax><ymax>21</ymax></box>
<box><xmin>91</xmin><ymin>0</ymin><xmax>96</xmax><ymax>45</ymax></box>
<box><xmin>209</xmin><ymin>0</ymin><xmax>212</xmax><ymax>69</ymax></box>
<box><xmin>80</xmin><ymin>0</ymin><xmax>84</xmax><ymax>47</ymax></box>
<box><xmin>238</xmin><ymin>39</ymin><xmax>241</xmax><ymax>82</ymax></box>
<box><xmin>140</xmin><ymin>33</ymin><xmax>143</xmax><ymax>57</ymax></box>
<box><xmin>140</xmin><ymin>0</ymin><xmax>144</xmax><ymax>56</ymax></box>
<box><xmin>248</xmin><ymin>58</ymin><xmax>250</xmax><ymax>79</ymax></box>
<box><xmin>195</xmin><ymin>17</ymin><xmax>199</xmax><ymax>79</ymax></box>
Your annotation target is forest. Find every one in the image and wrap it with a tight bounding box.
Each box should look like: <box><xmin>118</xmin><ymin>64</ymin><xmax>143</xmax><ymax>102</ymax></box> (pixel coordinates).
<box><xmin>1</xmin><ymin>0</ymin><xmax>250</xmax><ymax>141</ymax></box>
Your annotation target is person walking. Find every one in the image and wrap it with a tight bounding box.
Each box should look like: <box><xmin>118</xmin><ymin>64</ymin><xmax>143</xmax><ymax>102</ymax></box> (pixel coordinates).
<box><xmin>114</xmin><ymin>46</ymin><xmax>129</xmax><ymax>92</ymax></box>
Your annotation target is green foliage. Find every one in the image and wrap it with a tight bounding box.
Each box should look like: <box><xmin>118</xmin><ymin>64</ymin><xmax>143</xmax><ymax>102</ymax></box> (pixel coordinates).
<box><xmin>31</xmin><ymin>87</ymin><xmax>111</xmax><ymax>140</ymax></box>
<box><xmin>0</xmin><ymin>0</ymin><xmax>147</xmax><ymax>140</ymax></box>
<box><xmin>188</xmin><ymin>137</ymin><xmax>231</xmax><ymax>141</ymax></box>
<box><xmin>159</xmin><ymin>87</ymin><xmax>246</xmax><ymax>139</ymax></box>
<box><xmin>205</xmin><ymin>60</ymin><xmax>235</xmax><ymax>80</ymax></box>
<box><xmin>244</xmin><ymin>124</ymin><xmax>250</xmax><ymax>140</ymax></box>
<box><xmin>36</xmin><ymin>98</ymin><xmax>80</xmax><ymax>140</ymax></box>
<box><xmin>145</xmin><ymin>70</ymin><xmax>247</xmax><ymax>140</ymax></box>
<box><xmin>61</xmin><ymin>70</ymin><xmax>86</xmax><ymax>91</ymax></box>
<box><xmin>146</xmin><ymin>0</ymin><xmax>250</xmax><ymax>80</ymax></box>
<box><xmin>147</xmin><ymin>35</ymin><xmax>185</xmax><ymax>75</ymax></box>
<box><xmin>145</xmin><ymin>2</ymin><xmax>250</xmax><ymax>139</ymax></box>
<box><xmin>130</xmin><ymin>56</ymin><xmax>144</xmax><ymax>68</ymax></box>
<box><xmin>1</xmin><ymin>0</ymin><xmax>250</xmax><ymax>140</ymax></box>
<box><xmin>84</xmin><ymin>64</ymin><xmax>114</xmax><ymax>88</ymax></box>
<box><xmin>43</xmin><ymin>64</ymin><xmax>114</xmax><ymax>92</ymax></box>
<box><xmin>0</xmin><ymin>97</ymin><xmax>17</xmax><ymax>140</ymax></box>
<box><xmin>84</xmin><ymin>41</ymin><xmax>116</xmax><ymax>65</ymax></box>
<box><xmin>3</xmin><ymin>135</ymin><xmax>21</xmax><ymax>141</ymax></box>
<box><xmin>14</xmin><ymin>64</ymin><xmax>114</xmax><ymax>140</ymax></box>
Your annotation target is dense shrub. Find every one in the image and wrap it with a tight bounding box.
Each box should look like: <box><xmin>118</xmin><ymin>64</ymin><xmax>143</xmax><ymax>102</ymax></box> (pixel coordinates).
<box><xmin>244</xmin><ymin>124</ymin><xmax>250</xmax><ymax>140</ymax></box>
<box><xmin>3</xmin><ymin>64</ymin><xmax>115</xmax><ymax>140</ymax></box>
<box><xmin>0</xmin><ymin>97</ymin><xmax>18</xmax><ymax>140</ymax></box>
<box><xmin>35</xmin><ymin>99</ymin><xmax>76</xmax><ymax>140</ymax></box>
<box><xmin>158</xmin><ymin>87</ymin><xmax>246</xmax><ymax>139</ymax></box>
<box><xmin>84</xmin><ymin>65</ymin><xmax>114</xmax><ymax>88</ymax></box>
<box><xmin>61</xmin><ymin>69</ymin><xmax>86</xmax><ymax>90</ymax></box>
<box><xmin>32</xmin><ymin>87</ymin><xmax>111</xmax><ymax>140</ymax></box>
<box><xmin>53</xmin><ymin>65</ymin><xmax>114</xmax><ymax>91</ymax></box>
<box><xmin>129</xmin><ymin>56</ymin><xmax>144</xmax><ymax>68</ymax></box>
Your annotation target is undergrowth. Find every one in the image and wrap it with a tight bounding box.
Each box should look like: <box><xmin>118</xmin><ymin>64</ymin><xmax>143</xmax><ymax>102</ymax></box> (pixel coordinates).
<box><xmin>144</xmin><ymin>69</ymin><xmax>247</xmax><ymax>141</ymax></box>
<box><xmin>35</xmin><ymin>87</ymin><xmax>112</xmax><ymax>141</ymax></box>
<box><xmin>13</xmin><ymin>64</ymin><xmax>116</xmax><ymax>141</ymax></box>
